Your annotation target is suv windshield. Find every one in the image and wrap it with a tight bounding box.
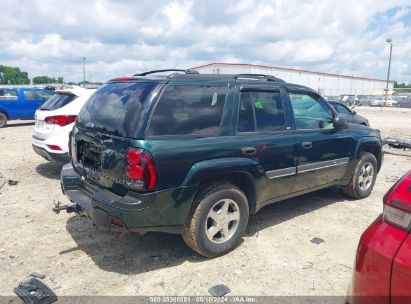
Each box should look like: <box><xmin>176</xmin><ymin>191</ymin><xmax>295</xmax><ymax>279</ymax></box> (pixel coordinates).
<box><xmin>77</xmin><ymin>81</ymin><xmax>157</xmax><ymax>137</ymax></box>
<box><xmin>40</xmin><ymin>93</ymin><xmax>76</xmax><ymax>110</ymax></box>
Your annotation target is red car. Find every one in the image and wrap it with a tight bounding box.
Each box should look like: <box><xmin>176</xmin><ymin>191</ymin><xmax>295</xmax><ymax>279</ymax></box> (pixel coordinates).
<box><xmin>347</xmin><ymin>171</ymin><xmax>411</xmax><ymax>304</ymax></box>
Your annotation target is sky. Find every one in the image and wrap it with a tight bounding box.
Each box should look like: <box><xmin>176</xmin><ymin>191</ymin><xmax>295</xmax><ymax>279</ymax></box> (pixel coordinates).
<box><xmin>0</xmin><ymin>0</ymin><xmax>410</xmax><ymax>83</ymax></box>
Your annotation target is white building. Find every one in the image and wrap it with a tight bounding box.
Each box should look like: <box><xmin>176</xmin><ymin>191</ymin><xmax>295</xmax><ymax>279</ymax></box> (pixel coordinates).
<box><xmin>191</xmin><ymin>63</ymin><xmax>394</xmax><ymax>96</ymax></box>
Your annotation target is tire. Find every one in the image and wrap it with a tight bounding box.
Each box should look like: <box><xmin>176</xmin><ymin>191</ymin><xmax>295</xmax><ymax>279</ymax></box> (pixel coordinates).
<box><xmin>182</xmin><ymin>182</ymin><xmax>249</xmax><ymax>257</ymax></box>
<box><xmin>0</xmin><ymin>112</ymin><xmax>7</xmax><ymax>128</ymax></box>
<box><xmin>342</xmin><ymin>152</ymin><xmax>378</xmax><ymax>199</ymax></box>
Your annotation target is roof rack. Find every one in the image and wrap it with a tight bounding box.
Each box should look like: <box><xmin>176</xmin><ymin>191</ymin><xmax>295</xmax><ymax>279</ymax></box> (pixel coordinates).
<box><xmin>133</xmin><ymin>69</ymin><xmax>200</xmax><ymax>76</ymax></box>
<box><xmin>234</xmin><ymin>74</ymin><xmax>285</xmax><ymax>82</ymax></box>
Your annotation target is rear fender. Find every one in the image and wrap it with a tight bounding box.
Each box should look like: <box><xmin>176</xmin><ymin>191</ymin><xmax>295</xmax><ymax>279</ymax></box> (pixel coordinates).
<box><xmin>182</xmin><ymin>157</ymin><xmax>259</xmax><ymax>186</ymax></box>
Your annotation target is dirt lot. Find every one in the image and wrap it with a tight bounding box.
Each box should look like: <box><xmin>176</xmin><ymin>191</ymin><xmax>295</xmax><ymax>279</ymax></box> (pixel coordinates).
<box><xmin>0</xmin><ymin>107</ymin><xmax>410</xmax><ymax>299</ymax></box>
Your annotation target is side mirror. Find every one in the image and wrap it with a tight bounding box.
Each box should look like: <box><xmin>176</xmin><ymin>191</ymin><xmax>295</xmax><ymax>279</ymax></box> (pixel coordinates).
<box><xmin>333</xmin><ymin>116</ymin><xmax>348</xmax><ymax>130</ymax></box>
<box><xmin>352</xmin><ymin>111</ymin><xmax>357</xmax><ymax>115</ymax></box>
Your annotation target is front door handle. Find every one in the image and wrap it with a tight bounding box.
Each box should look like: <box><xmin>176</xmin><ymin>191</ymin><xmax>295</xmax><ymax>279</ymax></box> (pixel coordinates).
<box><xmin>301</xmin><ymin>141</ymin><xmax>313</xmax><ymax>149</ymax></box>
<box><xmin>241</xmin><ymin>147</ymin><xmax>256</xmax><ymax>156</ymax></box>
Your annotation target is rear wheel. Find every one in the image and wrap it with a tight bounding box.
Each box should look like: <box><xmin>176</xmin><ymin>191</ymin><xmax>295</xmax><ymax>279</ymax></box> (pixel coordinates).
<box><xmin>0</xmin><ymin>112</ymin><xmax>7</xmax><ymax>128</ymax></box>
<box><xmin>342</xmin><ymin>152</ymin><xmax>377</xmax><ymax>199</ymax></box>
<box><xmin>182</xmin><ymin>182</ymin><xmax>249</xmax><ymax>257</ymax></box>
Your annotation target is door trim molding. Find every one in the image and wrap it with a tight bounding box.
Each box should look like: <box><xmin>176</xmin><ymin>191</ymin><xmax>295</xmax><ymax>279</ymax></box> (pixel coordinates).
<box><xmin>297</xmin><ymin>157</ymin><xmax>350</xmax><ymax>173</ymax></box>
<box><xmin>264</xmin><ymin>157</ymin><xmax>350</xmax><ymax>179</ymax></box>
<box><xmin>265</xmin><ymin>167</ymin><xmax>297</xmax><ymax>179</ymax></box>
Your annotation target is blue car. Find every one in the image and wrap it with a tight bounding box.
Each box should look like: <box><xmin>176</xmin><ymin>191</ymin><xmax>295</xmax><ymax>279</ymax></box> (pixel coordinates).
<box><xmin>0</xmin><ymin>87</ymin><xmax>54</xmax><ymax>127</ymax></box>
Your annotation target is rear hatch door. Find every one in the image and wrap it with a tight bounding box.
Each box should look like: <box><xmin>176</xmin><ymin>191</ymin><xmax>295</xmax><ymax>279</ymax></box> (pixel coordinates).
<box><xmin>71</xmin><ymin>81</ymin><xmax>159</xmax><ymax>195</ymax></box>
<box><xmin>34</xmin><ymin>93</ymin><xmax>77</xmax><ymax>140</ymax></box>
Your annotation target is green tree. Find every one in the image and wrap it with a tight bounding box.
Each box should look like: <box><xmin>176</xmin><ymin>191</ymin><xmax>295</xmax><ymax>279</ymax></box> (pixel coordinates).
<box><xmin>32</xmin><ymin>76</ymin><xmax>51</xmax><ymax>84</ymax></box>
<box><xmin>0</xmin><ymin>65</ymin><xmax>30</xmax><ymax>84</ymax></box>
<box><xmin>32</xmin><ymin>76</ymin><xmax>64</xmax><ymax>84</ymax></box>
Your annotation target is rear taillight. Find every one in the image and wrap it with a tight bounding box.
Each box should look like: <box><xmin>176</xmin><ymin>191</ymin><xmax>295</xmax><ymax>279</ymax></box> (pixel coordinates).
<box><xmin>383</xmin><ymin>171</ymin><xmax>411</xmax><ymax>231</ymax></box>
<box><xmin>125</xmin><ymin>148</ymin><xmax>157</xmax><ymax>191</ymax></box>
<box><xmin>47</xmin><ymin>144</ymin><xmax>62</xmax><ymax>151</ymax></box>
<box><xmin>45</xmin><ymin>115</ymin><xmax>77</xmax><ymax>126</ymax></box>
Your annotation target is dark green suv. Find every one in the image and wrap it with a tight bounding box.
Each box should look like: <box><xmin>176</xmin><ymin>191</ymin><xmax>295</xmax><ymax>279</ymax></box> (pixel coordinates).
<box><xmin>59</xmin><ymin>69</ymin><xmax>383</xmax><ymax>257</ymax></box>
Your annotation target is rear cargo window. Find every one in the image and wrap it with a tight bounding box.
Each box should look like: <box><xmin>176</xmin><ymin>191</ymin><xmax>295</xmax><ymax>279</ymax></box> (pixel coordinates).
<box><xmin>147</xmin><ymin>85</ymin><xmax>228</xmax><ymax>137</ymax></box>
<box><xmin>77</xmin><ymin>82</ymin><xmax>157</xmax><ymax>137</ymax></box>
<box><xmin>40</xmin><ymin>93</ymin><xmax>76</xmax><ymax>110</ymax></box>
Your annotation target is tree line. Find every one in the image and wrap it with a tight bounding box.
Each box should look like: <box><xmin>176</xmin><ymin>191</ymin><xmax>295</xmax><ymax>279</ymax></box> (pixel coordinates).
<box><xmin>394</xmin><ymin>81</ymin><xmax>411</xmax><ymax>88</ymax></box>
<box><xmin>0</xmin><ymin>65</ymin><xmax>64</xmax><ymax>85</ymax></box>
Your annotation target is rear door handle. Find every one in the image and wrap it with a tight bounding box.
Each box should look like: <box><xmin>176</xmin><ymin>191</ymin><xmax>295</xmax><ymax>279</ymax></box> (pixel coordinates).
<box><xmin>301</xmin><ymin>141</ymin><xmax>313</xmax><ymax>149</ymax></box>
<box><xmin>241</xmin><ymin>147</ymin><xmax>256</xmax><ymax>156</ymax></box>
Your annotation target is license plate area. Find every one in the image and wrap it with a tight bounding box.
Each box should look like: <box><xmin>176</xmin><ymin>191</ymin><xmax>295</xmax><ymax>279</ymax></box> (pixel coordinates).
<box><xmin>76</xmin><ymin>140</ymin><xmax>102</xmax><ymax>173</ymax></box>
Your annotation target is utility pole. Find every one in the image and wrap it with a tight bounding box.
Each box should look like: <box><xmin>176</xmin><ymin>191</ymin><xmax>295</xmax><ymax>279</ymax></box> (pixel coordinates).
<box><xmin>383</xmin><ymin>38</ymin><xmax>393</xmax><ymax>109</ymax></box>
<box><xmin>83</xmin><ymin>57</ymin><xmax>86</xmax><ymax>88</ymax></box>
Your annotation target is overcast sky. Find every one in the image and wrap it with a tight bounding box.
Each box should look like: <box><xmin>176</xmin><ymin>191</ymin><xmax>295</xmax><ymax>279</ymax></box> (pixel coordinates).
<box><xmin>1</xmin><ymin>0</ymin><xmax>410</xmax><ymax>83</ymax></box>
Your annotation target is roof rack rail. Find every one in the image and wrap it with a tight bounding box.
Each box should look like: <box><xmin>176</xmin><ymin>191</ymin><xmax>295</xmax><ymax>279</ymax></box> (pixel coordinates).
<box><xmin>234</xmin><ymin>74</ymin><xmax>285</xmax><ymax>82</ymax></box>
<box><xmin>133</xmin><ymin>69</ymin><xmax>199</xmax><ymax>76</ymax></box>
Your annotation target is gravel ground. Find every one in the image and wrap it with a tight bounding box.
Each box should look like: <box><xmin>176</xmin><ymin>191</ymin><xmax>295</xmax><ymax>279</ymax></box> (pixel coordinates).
<box><xmin>0</xmin><ymin>107</ymin><xmax>410</xmax><ymax>299</ymax></box>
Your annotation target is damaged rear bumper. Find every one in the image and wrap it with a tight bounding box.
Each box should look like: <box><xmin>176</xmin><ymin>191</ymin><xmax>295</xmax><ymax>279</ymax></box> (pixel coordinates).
<box><xmin>60</xmin><ymin>163</ymin><xmax>197</xmax><ymax>234</ymax></box>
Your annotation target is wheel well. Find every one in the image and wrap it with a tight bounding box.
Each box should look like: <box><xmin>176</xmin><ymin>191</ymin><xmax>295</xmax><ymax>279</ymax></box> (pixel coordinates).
<box><xmin>0</xmin><ymin>110</ymin><xmax>8</xmax><ymax>118</ymax></box>
<box><xmin>362</xmin><ymin>144</ymin><xmax>382</xmax><ymax>171</ymax></box>
<box><xmin>195</xmin><ymin>172</ymin><xmax>257</xmax><ymax>214</ymax></box>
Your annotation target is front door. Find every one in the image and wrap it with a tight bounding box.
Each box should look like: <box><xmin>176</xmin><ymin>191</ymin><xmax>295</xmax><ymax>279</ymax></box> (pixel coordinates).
<box><xmin>287</xmin><ymin>90</ymin><xmax>356</xmax><ymax>192</ymax></box>
<box><xmin>230</xmin><ymin>86</ymin><xmax>297</xmax><ymax>204</ymax></box>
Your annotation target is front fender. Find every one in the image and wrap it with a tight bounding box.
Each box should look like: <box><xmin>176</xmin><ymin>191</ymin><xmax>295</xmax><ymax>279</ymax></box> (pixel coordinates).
<box><xmin>348</xmin><ymin>136</ymin><xmax>383</xmax><ymax>177</ymax></box>
<box><xmin>182</xmin><ymin>157</ymin><xmax>260</xmax><ymax>186</ymax></box>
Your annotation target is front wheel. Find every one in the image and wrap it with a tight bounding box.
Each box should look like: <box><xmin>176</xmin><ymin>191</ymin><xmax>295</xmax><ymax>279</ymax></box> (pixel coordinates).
<box><xmin>342</xmin><ymin>152</ymin><xmax>378</xmax><ymax>199</ymax></box>
<box><xmin>182</xmin><ymin>182</ymin><xmax>249</xmax><ymax>257</ymax></box>
<box><xmin>0</xmin><ymin>112</ymin><xmax>7</xmax><ymax>128</ymax></box>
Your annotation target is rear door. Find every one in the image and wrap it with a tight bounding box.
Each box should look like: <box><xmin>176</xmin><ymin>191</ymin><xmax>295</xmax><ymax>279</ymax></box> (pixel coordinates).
<box><xmin>21</xmin><ymin>89</ymin><xmax>42</xmax><ymax>118</ymax></box>
<box><xmin>229</xmin><ymin>85</ymin><xmax>296</xmax><ymax>204</ymax></box>
<box><xmin>287</xmin><ymin>89</ymin><xmax>356</xmax><ymax>192</ymax></box>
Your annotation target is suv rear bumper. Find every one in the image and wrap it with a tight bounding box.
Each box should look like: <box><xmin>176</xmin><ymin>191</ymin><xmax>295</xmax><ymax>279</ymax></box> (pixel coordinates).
<box><xmin>60</xmin><ymin>163</ymin><xmax>197</xmax><ymax>234</ymax></box>
<box><xmin>32</xmin><ymin>144</ymin><xmax>70</xmax><ymax>162</ymax></box>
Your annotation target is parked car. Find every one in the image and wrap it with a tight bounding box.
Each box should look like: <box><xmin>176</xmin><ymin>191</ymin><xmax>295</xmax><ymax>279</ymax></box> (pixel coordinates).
<box><xmin>0</xmin><ymin>87</ymin><xmax>54</xmax><ymax>127</ymax></box>
<box><xmin>385</xmin><ymin>99</ymin><xmax>399</xmax><ymax>107</ymax></box>
<box><xmin>32</xmin><ymin>86</ymin><xmax>96</xmax><ymax>162</ymax></box>
<box><xmin>341</xmin><ymin>95</ymin><xmax>359</xmax><ymax>106</ymax></box>
<box><xmin>58</xmin><ymin>70</ymin><xmax>383</xmax><ymax>257</ymax></box>
<box><xmin>358</xmin><ymin>95</ymin><xmax>374</xmax><ymax>106</ymax></box>
<box><xmin>347</xmin><ymin>171</ymin><xmax>411</xmax><ymax>304</ymax></box>
<box><xmin>328</xmin><ymin>101</ymin><xmax>369</xmax><ymax>126</ymax></box>
<box><xmin>370</xmin><ymin>98</ymin><xmax>398</xmax><ymax>107</ymax></box>
<box><xmin>397</xmin><ymin>96</ymin><xmax>411</xmax><ymax>108</ymax></box>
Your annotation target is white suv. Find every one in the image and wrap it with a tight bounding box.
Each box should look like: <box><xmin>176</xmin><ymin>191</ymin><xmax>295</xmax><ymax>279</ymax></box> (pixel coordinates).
<box><xmin>32</xmin><ymin>86</ymin><xmax>96</xmax><ymax>162</ymax></box>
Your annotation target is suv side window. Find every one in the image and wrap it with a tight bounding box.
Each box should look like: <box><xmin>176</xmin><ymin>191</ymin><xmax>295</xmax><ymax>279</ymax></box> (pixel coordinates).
<box><xmin>237</xmin><ymin>90</ymin><xmax>286</xmax><ymax>132</ymax></box>
<box><xmin>148</xmin><ymin>85</ymin><xmax>228</xmax><ymax>136</ymax></box>
<box><xmin>289</xmin><ymin>92</ymin><xmax>334</xmax><ymax>129</ymax></box>
<box><xmin>0</xmin><ymin>89</ymin><xmax>18</xmax><ymax>100</ymax></box>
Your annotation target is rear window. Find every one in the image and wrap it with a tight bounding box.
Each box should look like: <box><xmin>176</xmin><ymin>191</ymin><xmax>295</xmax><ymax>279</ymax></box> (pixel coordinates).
<box><xmin>147</xmin><ymin>85</ymin><xmax>228</xmax><ymax>137</ymax></box>
<box><xmin>40</xmin><ymin>93</ymin><xmax>77</xmax><ymax>110</ymax></box>
<box><xmin>77</xmin><ymin>82</ymin><xmax>157</xmax><ymax>137</ymax></box>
